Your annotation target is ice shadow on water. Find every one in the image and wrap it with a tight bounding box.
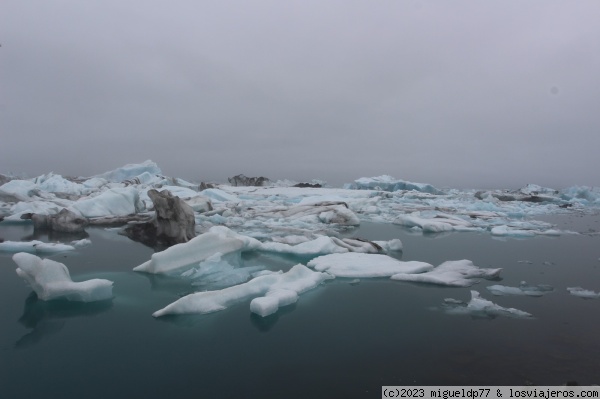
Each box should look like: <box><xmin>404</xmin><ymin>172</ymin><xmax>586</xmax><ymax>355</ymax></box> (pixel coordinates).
<box><xmin>21</xmin><ymin>229</ymin><xmax>90</xmax><ymax>243</ymax></box>
<box><xmin>15</xmin><ymin>292</ymin><xmax>113</xmax><ymax>349</ymax></box>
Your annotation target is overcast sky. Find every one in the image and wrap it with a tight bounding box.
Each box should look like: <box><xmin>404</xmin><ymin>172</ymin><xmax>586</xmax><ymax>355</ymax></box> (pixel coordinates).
<box><xmin>1</xmin><ymin>1</ymin><xmax>599</xmax><ymax>189</ymax></box>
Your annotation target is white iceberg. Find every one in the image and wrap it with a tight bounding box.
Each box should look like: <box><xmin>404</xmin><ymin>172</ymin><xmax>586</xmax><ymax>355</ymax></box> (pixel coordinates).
<box><xmin>94</xmin><ymin>160</ymin><xmax>161</xmax><ymax>183</ymax></box>
<box><xmin>69</xmin><ymin>187</ymin><xmax>142</xmax><ymax>218</ymax></box>
<box><xmin>153</xmin><ymin>264</ymin><xmax>332</xmax><ymax>317</ymax></box>
<box><xmin>13</xmin><ymin>253</ymin><xmax>113</xmax><ymax>302</ymax></box>
<box><xmin>487</xmin><ymin>281</ymin><xmax>554</xmax><ymax>296</ymax></box>
<box><xmin>344</xmin><ymin>175</ymin><xmax>444</xmax><ymax>195</ymax></box>
<box><xmin>0</xmin><ymin>240</ymin><xmax>76</xmax><ymax>254</ymax></box>
<box><xmin>307</xmin><ymin>252</ymin><xmax>433</xmax><ymax>278</ymax></box>
<box><xmin>567</xmin><ymin>287</ymin><xmax>600</xmax><ymax>299</ymax></box>
<box><xmin>391</xmin><ymin>260</ymin><xmax>501</xmax><ymax>287</ymax></box>
<box><xmin>443</xmin><ymin>290</ymin><xmax>533</xmax><ymax>318</ymax></box>
<box><xmin>0</xmin><ymin>179</ymin><xmax>40</xmax><ymax>202</ymax></box>
<box><xmin>394</xmin><ymin>211</ymin><xmax>479</xmax><ymax>233</ymax></box>
<box><xmin>33</xmin><ymin>173</ymin><xmax>89</xmax><ymax>196</ymax></box>
<box><xmin>134</xmin><ymin>226</ymin><xmax>261</xmax><ymax>274</ymax></box>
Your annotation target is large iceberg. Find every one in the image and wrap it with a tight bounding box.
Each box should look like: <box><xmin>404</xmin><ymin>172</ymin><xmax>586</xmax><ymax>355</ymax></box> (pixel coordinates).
<box><xmin>69</xmin><ymin>187</ymin><xmax>142</xmax><ymax>218</ymax></box>
<box><xmin>344</xmin><ymin>175</ymin><xmax>444</xmax><ymax>195</ymax></box>
<box><xmin>153</xmin><ymin>264</ymin><xmax>332</xmax><ymax>317</ymax></box>
<box><xmin>13</xmin><ymin>253</ymin><xmax>113</xmax><ymax>302</ymax></box>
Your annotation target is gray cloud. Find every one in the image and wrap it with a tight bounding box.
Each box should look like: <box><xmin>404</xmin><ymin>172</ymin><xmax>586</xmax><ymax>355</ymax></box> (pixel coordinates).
<box><xmin>1</xmin><ymin>0</ymin><xmax>599</xmax><ymax>189</ymax></box>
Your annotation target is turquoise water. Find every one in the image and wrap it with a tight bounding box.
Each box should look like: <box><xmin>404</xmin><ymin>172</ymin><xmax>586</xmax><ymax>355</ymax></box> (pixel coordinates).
<box><xmin>1</xmin><ymin>216</ymin><xmax>600</xmax><ymax>398</ymax></box>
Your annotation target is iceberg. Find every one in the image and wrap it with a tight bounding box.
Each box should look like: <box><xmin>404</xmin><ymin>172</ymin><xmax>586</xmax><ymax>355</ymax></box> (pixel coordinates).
<box><xmin>13</xmin><ymin>253</ymin><xmax>113</xmax><ymax>302</ymax></box>
<box><xmin>69</xmin><ymin>187</ymin><xmax>142</xmax><ymax>218</ymax></box>
<box><xmin>134</xmin><ymin>226</ymin><xmax>261</xmax><ymax>274</ymax></box>
<box><xmin>93</xmin><ymin>160</ymin><xmax>161</xmax><ymax>183</ymax></box>
<box><xmin>0</xmin><ymin>180</ymin><xmax>40</xmax><ymax>202</ymax></box>
<box><xmin>391</xmin><ymin>260</ymin><xmax>501</xmax><ymax>287</ymax></box>
<box><xmin>153</xmin><ymin>264</ymin><xmax>332</xmax><ymax>317</ymax></box>
<box><xmin>443</xmin><ymin>290</ymin><xmax>533</xmax><ymax>318</ymax></box>
<box><xmin>344</xmin><ymin>175</ymin><xmax>443</xmax><ymax>195</ymax></box>
<box><xmin>486</xmin><ymin>281</ymin><xmax>554</xmax><ymax>296</ymax></box>
<box><xmin>567</xmin><ymin>287</ymin><xmax>600</xmax><ymax>299</ymax></box>
<box><xmin>307</xmin><ymin>252</ymin><xmax>433</xmax><ymax>278</ymax></box>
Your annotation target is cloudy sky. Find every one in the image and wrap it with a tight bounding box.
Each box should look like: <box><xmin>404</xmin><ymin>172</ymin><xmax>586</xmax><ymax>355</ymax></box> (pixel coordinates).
<box><xmin>1</xmin><ymin>0</ymin><xmax>599</xmax><ymax>189</ymax></box>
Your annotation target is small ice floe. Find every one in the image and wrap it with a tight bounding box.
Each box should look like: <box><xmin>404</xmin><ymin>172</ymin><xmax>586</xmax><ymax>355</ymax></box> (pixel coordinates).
<box><xmin>70</xmin><ymin>239</ymin><xmax>91</xmax><ymax>247</ymax></box>
<box><xmin>567</xmin><ymin>287</ymin><xmax>600</xmax><ymax>299</ymax></box>
<box><xmin>0</xmin><ymin>240</ymin><xmax>76</xmax><ymax>254</ymax></box>
<box><xmin>443</xmin><ymin>290</ymin><xmax>533</xmax><ymax>319</ymax></box>
<box><xmin>486</xmin><ymin>281</ymin><xmax>554</xmax><ymax>296</ymax></box>
<box><xmin>394</xmin><ymin>211</ymin><xmax>479</xmax><ymax>234</ymax></box>
<box><xmin>517</xmin><ymin>260</ymin><xmax>533</xmax><ymax>264</ymax></box>
<box><xmin>542</xmin><ymin>261</ymin><xmax>555</xmax><ymax>266</ymax></box>
<box><xmin>307</xmin><ymin>252</ymin><xmax>433</xmax><ymax>278</ymax></box>
<box><xmin>391</xmin><ymin>260</ymin><xmax>501</xmax><ymax>287</ymax></box>
<box><xmin>12</xmin><ymin>253</ymin><xmax>113</xmax><ymax>302</ymax></box>
<box><xmin>152</xmin><ymin>264</ymin><xmax>332</xmax><ymax>317</ymax></box>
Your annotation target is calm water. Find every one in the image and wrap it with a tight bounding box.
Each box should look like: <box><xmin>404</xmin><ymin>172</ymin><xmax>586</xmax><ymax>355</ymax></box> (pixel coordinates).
<box><xmin>1</xmin><ymin>215</ymin><xmax>600</xmax><ymax>398</ymax></box>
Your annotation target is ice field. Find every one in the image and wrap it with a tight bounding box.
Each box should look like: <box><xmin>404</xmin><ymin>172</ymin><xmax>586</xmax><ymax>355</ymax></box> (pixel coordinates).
<box><xmin>1</xmin><ymin>161</ymin><xmax>600</xmax><ymax>396</ymax></box>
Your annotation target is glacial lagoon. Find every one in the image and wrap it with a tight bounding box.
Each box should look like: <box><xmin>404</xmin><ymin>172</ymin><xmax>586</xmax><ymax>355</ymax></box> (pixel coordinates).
<box><xmin>1</xmin><ymin>163</ymin><xmax>600</xmax><ymax>398</ymax></box>
<box><xmin>1</xmin><ymin>217</ymin><xmax>600</xmax><ymax>398</ymax></box>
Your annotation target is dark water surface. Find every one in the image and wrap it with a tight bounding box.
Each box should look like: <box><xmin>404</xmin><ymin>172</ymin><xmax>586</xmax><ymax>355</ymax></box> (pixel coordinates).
<box><xmin>1</xmin><ymin>216</ymin><xmax>599</xmax><ymax>398</ymax></box>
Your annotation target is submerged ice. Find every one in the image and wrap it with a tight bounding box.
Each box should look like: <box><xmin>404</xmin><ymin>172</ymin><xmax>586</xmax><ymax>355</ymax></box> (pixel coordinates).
<box><xmin>443</xmin><ymin>291</ymin><xmax>533</xmax><ymax>319</ymax></box>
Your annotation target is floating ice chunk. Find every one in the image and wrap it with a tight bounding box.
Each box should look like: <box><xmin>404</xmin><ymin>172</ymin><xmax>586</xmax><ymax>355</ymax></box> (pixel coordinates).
<box><xmin>70</xmin><ymin>239</ymin><xmax>92</xmax><ymax>248</ymax></box>
<box><xmin>69</xmin><ymin>187</ymin><xmax>141</xmax><ymax>218</ymax></box>
<box><xmin>345</xmin><ymin>175</ymin><xmax>444</xmax><ymax>195</ymax></box>
<box><xmin>134</xmin><ymin>226</ymin><xmax>261</xmax><ymax>274</ymax></box>
<box><xmin>246</xmin><ymin>203</ymin><xmax>360</xmax><ymax>226</ymax></box>
<box><xmin>261</xmin><ymin>236</ymin><xmax>349</xmax><ymax>256</ymax></box>
<box><xmin>307</xmin><ymin>253</ymin><xmax>433</xmax><ymax>278</ymax></box>
<box><xmin>4</xmin><ymin>200</ymin><xmax>62</xmax><ymax>222</ymax></box>
<box><xmin>94</xmin><ymin>160</ymin><xmax>161</xmax><ymax>183</ymax></box>
<box><xmin>0</xmin><ymin>240</ymin><xmax>76</xmax><ymax>254</ymax></box>
<box><xmin>567</xmin><ymin>287</ymin><xmax>600</xmax><ymax>299</ymax></box>
<box><xmin>184</xmin><ymin>252</ymin><xmax>264</xmax><ymax>289</ymax></box>
<box><xmin>491</xmin><ymin>225</ymin><xmax>536</xmax><ymax>237</ymax></box>
<box><xmin>183</xmin><ymin>195</ymin><xmax>212</xmax><ymax>213</ymax></box>
<box><xmin>394</xmin><ymin>212</ymin><xmax>477</xmax><ymax>233</ymax></box>
<box><xmin>13</xmin><ymin>253</ymin><xmax>113</xmax><ymax>302</ymax></box>
<box><xmin>560</xmin><ymin>186</ymin><xmax>600</xmax><ymax>205</ymax></box>
<box><xmin>374</xmin><ymin>239</ymin><xmax>403</xmax><ymax>252</ymax></box>
<box><xmin>487</xmin><ymin>281</ymin><xmax>554</xmax><ymax>296</ymax></box>
<box><xmin>0</xmin><ymin>180</ymin><xmax>40</xmax><ymax>202</ymax></box>
<box><xmin>34</xmin><ymin>173</ymin><xmax>88</xmax><ymax>195</ymax></box>
<box><xmin>444</xmin><ymin>290</ymin><xmax>532</xmax><ymax>318</ymax></box>
<box><xmin>153</xmin><ymin>264</ymin><xmax>332</xmax><ymax>317</ymax></box>
<box><xmin>199</xmin><ymin>188</ymin><xmax>239</xmax><ymax>202</ymax></box>
<box><xmin>250</xmin><ymin>289</ymin><xmax>298</xmax><ymax>317</ymax></box>
<box><xmin>271</xmin><ymin>235</ymin><xmax>312</xmax><ymax>245</ymax></box>
<box><xmin>391</xmin><ymin>260</ymin><xmax>501</xmax><ymax>287</ymax></box>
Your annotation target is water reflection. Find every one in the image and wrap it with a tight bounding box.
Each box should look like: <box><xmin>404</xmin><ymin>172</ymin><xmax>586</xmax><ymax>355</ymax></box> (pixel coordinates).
<box><xmin>15</xmin><ymin>292</ymin><xmax>113</xmax><ymax>348</ymax></box>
